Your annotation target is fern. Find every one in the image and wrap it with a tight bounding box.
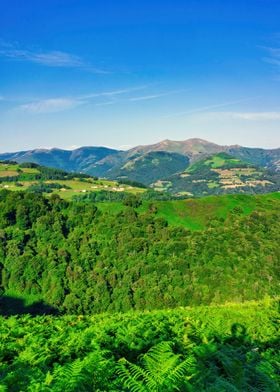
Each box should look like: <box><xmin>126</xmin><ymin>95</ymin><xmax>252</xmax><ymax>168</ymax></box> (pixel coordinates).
<box><xmin>207</xmin><ymin>378</ymin><xmax>240</xmax><ymax>392</ymax></box>
<box><xmin>117</xmin><ymin>359</ymin><xmax>148</xmax><ymax>392</ymax></box>
<box><xmin>51</xmin><ymin>359</ymin><xmax>89</xmax><ymax>392</ymax></box>
<box><xmin>117</xmin><ymin>341</ymin><xmax>196</xmax><ymax>391</ymax></box>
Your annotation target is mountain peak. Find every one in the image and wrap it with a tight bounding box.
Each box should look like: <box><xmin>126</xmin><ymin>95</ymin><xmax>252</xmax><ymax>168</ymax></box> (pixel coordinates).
<box><xmin>128</xmin><ymin>138</ymin><xmax>224</xmax><ymax>160</ymax></box>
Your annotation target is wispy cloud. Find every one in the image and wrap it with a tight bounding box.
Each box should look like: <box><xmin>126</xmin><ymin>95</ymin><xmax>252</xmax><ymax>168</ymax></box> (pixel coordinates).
<box><xmin>205</xmin><ymin>111</ymin><xmax>280</xmax><ymax>121</ymax></box>
<box><xmin>164</xmin><ymin>97</ymin><xmax>259</xmax><ymax>118</ymax></box>
<box><xmin>95</xmin><ymin>100</ymin><xmax>116</xmax><ymax>107</ymax></box>
<box><xmin>82</xmin><ymin>85</ymin><xmax>149</xmax><ymax>100</ymax></box>
<box><xmin>13</xmin><ymin>86</ymin><xmax>185</xmax><ymax>114</ymax></box>
<box><xmin>129</xmin><ymin>93</ymin><xmax>169</xmax><ymax>102</ymax></box>
<box><xmin>14</xmin><ymin>85</ymin><xmax>149</xmax><ymax>113</ymax></box>
<box><xmin>0</xmin><ymin>49</ymin><xmax>84</xmax><ymax>67</ymax></box>
<box><xmin>129</xmin><ymin>89</ymin><xmax>186</xmax><ymax>102</ymax></box>
<box><xmin>19</xmin><ymin>98</ymin><xmax>83</xmax><ymax>114</ymax></box>
<box><xmin>0</xmin><ymin>41</ymin><xmax>108</xmax><ymax>73</ymax></box>
<box><xmin>261</xmin><ymin>45</ymin><xmax>280</xmax><ymax>74</ymax></box>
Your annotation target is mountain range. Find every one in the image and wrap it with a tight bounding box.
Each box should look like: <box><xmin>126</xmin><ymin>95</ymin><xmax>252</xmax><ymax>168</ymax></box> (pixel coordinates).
<box><xmin>1</xmin><ymin>138</ymin><xmax>279</xmax><ymax>195</ymax></box>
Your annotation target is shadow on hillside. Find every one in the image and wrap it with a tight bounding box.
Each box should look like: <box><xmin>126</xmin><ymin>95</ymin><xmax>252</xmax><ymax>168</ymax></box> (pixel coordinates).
<box><xmin>115</xmin><ymin>322</ymin><xmax>280</xmax><ymax>391</ymax></box>
<box><xmin>0</xmin><ymin>295</ymin><xmax>58</xmax><ymax>316</ymax></box>
<box><xmin>187</xmin><ymin>322</ymin><xmax>280</xmax><ymax>391</ymax></box>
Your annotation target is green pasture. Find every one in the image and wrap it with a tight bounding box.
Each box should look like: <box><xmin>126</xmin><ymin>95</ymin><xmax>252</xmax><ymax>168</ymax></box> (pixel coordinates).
<box><xmin>96</xmin><ymin>193</ymin><xmax>280</xmax><ymax>231</ymax></box>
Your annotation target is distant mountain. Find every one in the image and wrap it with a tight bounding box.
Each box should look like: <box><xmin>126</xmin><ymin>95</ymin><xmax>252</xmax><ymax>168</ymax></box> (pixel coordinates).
<box><xmin>126</xmin><ymin>138</ymin><xmax>225</xmax><ymax>160</ymax></box>
<box><xmin>154</xmin><ymin>152</ymin><xmax>280</xmax><ymax>196</ymax></box>
<box><xmin>0</xmin><ymin>139</ymin><xmax>279</xmax><ymax>188</ymax></box>
<box><xmin>0</xmin><ymin>146</ymin><xmax>120</xmax><ymax>173</ymax></box>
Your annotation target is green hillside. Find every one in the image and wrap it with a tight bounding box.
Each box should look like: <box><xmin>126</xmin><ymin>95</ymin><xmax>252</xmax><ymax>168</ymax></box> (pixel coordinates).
<box><xmin>145</xmin><ymin>192</ymin><xmax>280</xmax><ymax>230</ymax></box>
<box><xmin>0</xmin><ymin>190</ymin><xmax>279</xmax><ymax>314</ymax></box>
<box><xmin>96</xmin><ymin>192</ymin><xmax>280</xmax><ymax>230</ymax></box>
<box><xmin>107</xmin><ymin>150</ymin><xmax>190</xmax><ymax>185</ymax></box>
<box><xmin>155</xmin><ymin>152</ymin><xmax>280</xmax><ymax>196</ymax></box>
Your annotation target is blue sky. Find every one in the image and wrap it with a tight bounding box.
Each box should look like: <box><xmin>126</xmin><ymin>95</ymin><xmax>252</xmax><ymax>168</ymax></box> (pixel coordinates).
<box><xmin>0</xmin><ymin>0</ymin><xmax>280</xmax><ymax>151</ymax></box>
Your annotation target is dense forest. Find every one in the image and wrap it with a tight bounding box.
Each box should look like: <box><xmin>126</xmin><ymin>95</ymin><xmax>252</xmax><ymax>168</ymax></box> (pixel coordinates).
<box><xmin>0</xmin><ymin>190</ymin><xmax>279</xmax><ymax>314</ymax></box>
<box><xmin>0</xmin><ymin>188</ymin><xmax>279</xmax><ymax>391</ymax></box>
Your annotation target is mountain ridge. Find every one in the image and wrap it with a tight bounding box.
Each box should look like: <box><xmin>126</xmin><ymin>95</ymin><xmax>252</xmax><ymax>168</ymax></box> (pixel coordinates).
<box><xmin>1</xmin><ymin>139</ymin><xmax>279</xmax><ymax>180</ymax></box>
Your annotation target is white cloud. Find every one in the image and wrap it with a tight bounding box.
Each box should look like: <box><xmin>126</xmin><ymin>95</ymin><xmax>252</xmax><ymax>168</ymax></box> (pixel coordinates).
<box><xmin>0</xmin><ymin>41</ymin><xmax>107</xmax><ymax>72</ymax></box>
<box><xmin>129</xmin><ymin>89</ymin><xmax>187</xmax><ymax>102</ymax></box>
<box><xmin>95</xmin><ymin>100</ymin><xmax>116</xmax><ymax>107</ymax></box>
<box><xmin>12</xmin><ymin>86</ymin><xmax>184</xmax><ymax>114</ymax></box>
<box><xmin>19</xmin><ymin>98</ymin><xmax>83</xmax><ymax>114</ymax></box>
<box><xmin>0</xmin><ymin>48</ymin><xmax>84</xmax><ymax>67</ymax></box>
<box><xmin>204</xmin><ymin>111</ymin><xmax>280</xmax><ymax>121</ymax></box>
<box><xmin>14</xmin><ymin>86</ymin><xmax>148</xmax><ymax>113</ymax></box>
<box><xmin>129</xmin><ymin>93</ymin><xmax>167</xmax><ymax>102</ymax></box>
<box><xmin>82</xmin><ymin>85</ymin><xmax>149</xmax><ymax>100</ymax></box>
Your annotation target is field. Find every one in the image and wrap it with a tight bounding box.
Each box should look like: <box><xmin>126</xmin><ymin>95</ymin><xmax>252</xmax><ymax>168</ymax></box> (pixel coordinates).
<box><xmin>0</xmin><ymin>163</ymin><xmax>40</xmax><ymax>177</ymax></box>
<box><xmin>0</xmin><ymin>162</ymin><xmax>145</xmax><ymax>199</ymax></box>
<box><xmin>47</xmin><ymin>179</ymin><xmax>144</xmax><ymax>199</ymax></box>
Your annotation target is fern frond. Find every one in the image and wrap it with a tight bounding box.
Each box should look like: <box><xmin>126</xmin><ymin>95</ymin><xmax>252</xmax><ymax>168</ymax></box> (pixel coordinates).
<box><xmin>167</xmin><ymin>355</ymin><xmax>196</xmax><ymax>386</ymax></box>
<box><xmin>52</xmin><ymin>359</ymin><xmax>89</xmax><ymax>392</ymax></box>
<box><xmin>116</xmin><ymin>341</ymin><xmax>196</xmax><ymax>392</ymax></box>
<box><xmin>142</xmin><ymin>341</ymin><xmax>178</xmax><ymax>378</ymax></box>
<box><xmin>208</xmin><ymin>377</ymin><xmax>239</xmax><ymax>392</ymax></box>
<box><xmin>116</xmin><ymin>359</ymin><xmax>148</xmax><ymax>392</ymax></box>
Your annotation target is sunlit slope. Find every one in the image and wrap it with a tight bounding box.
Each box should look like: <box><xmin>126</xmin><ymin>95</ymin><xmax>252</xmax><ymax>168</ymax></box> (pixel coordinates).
<box><xmin>154</xmin><ymin>152</ymin><xmax>280</xmax><ymax>195</ymax></box>
<box><xmin>96</xmin><ymin>192</ymin><xmax>280</xmax><ymax>230</ymax></box>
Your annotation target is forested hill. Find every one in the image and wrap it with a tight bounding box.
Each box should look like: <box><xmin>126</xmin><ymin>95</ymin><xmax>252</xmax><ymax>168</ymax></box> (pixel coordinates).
<box><xmin>0</xmin><ymin>190</ymin><xmax>279</xmax><ymax>314</ymax></box>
